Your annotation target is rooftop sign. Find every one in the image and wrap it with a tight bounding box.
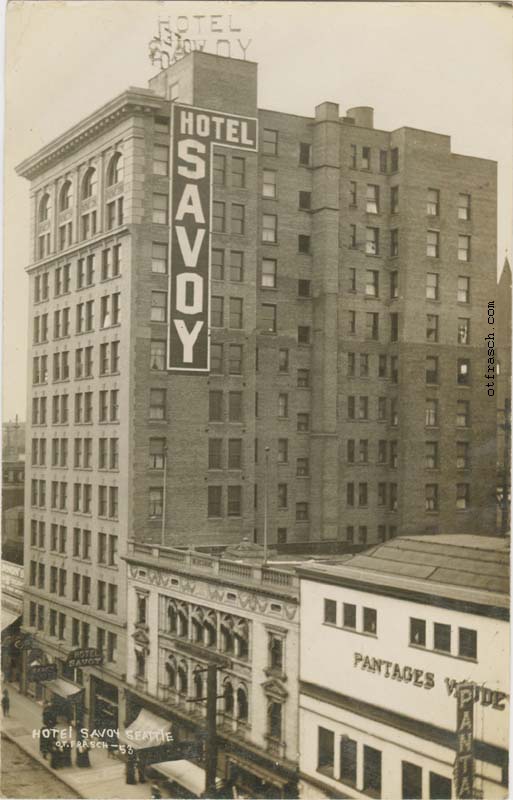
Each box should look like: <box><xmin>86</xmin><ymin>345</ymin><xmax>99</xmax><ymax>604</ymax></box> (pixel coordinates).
<box><xmin>149</xmin><ymin>17</ymin><xmax>251</xmax><ymax>69</ymax></box>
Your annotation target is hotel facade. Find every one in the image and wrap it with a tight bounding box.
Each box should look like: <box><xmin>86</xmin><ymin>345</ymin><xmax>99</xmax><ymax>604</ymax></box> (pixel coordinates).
<box><xmin>16</xmin><ymin>50</ymin><xmax>498</xmax><ymax>728</ymax></box>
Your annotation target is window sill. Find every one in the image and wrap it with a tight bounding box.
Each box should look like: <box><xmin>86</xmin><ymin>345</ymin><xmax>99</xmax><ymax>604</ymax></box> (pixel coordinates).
<box><xmin>410</xmin><ymin>643</ymin><xmax>477</xmax><ymax>663</ymax></box>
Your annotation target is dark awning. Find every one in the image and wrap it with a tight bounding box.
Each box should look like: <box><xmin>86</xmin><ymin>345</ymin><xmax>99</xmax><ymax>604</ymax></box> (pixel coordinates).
<box><xmin>42</xmin><ymin>677</ymin><xmax>83</xmax><ymax>699</ymax></box>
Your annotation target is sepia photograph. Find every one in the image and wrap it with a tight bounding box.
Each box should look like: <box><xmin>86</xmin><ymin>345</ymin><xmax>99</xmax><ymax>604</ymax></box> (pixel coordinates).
<box><xmin>1</xmin><ymin>2</ymin><xmax>512</xmax><ymax>799</ymax></box>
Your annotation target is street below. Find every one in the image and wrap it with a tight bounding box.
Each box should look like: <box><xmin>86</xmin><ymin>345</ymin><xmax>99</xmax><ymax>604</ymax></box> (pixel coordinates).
<box><xmin>1</xmin><ymin>734</ymin><xmax>80</xmax><ymax>799</ymax></box>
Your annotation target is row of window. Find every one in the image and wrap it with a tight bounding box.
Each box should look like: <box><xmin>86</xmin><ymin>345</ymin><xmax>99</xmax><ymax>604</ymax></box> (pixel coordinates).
<box><xmin>344</xmin><ymin>481</ymin><xmax>471</xmax><ymax>511</ymax></box>
<box><xmin>349</xmin><ymin>182</ymin><xmax>471</xmax><ymax>221</ymax></box>
<box><xmin>34</xmin><ymin>247</ymin><xmax>122</xmax><ymax>305</ymax></box>
<box><xmin>31</xmin><ymin>436</ymin><xmax>119</xmax><ymax>470</ymax></box>
<box><xmin>346</xmin><ymin>525</ymin><xmax>397</xmax><ymax>545</ymax></box>
<box><xmin>349</xmin><ymin>225</ymin><xmax>471</xmax><ymax>261</ymax></box>
<box><xmin>37</xmin><ymin>204</ymin><xmax>123</xmax><ymax>260</ymax></box>
<box><xmin>30</xmin><ymin>479</ymin><xmax>119</xmax><ymax>517</ymax></box>
<box><xmin>32</xmin><ymin>390</ymin><xmax>119</xmax><ymax>426</ymax></box>
<box><xmin>350</xmin><ymin>144</ymin><xmax>399</xmax><ymax>173</ymax></box>
<box><xmin>346</xmin><ymin>439</ymin><xmax>470</xmax><ymax>469</ymax></box>
<box><xmin>317</xmin><ymin>726</ymin><xmax>452</xmax><ymax>799</ymax></box>
<box><xmin>32</xmin><ymin>342</ymin><xmax>120</xmax><ymax>382</ymax></box>
<box><xmin>29</xmin><ymin>562</ymin><xmax>118</xmax><ymax>613</ymax></box>
<box><xmin>27</xmin><ymin>601</ymin><xmax>118</xmax><ymax>661</ymax></box>
<box><xmin>29</xmin><ymin>521</ymin><xmax>117</xmax><ymax>565</ymax></box>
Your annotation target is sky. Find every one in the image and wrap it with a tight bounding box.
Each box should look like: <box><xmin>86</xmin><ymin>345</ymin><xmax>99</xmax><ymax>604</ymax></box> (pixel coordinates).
<box><xmin>2</xmin><ymin>0</ymin><xmax>512</xmax><ymax>420</ymax></box>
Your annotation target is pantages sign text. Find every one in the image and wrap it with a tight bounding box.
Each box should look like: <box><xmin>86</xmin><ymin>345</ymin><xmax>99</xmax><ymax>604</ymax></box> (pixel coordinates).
<box><xmin>168</xmin><ymin>104</ymin><xmax>257</xmax><ymax>372</ymax></box>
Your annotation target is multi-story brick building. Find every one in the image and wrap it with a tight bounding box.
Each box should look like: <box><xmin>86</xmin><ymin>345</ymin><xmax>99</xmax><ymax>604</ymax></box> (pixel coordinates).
<box><xmin>124</xmin><ymin>541</ymin><xmax>299</xmax><ymax>797</ymax></box>
<box><xmin>16</xmin><ymin>50</ymin><xmax>497</xmax><ymax>721</ymax></box>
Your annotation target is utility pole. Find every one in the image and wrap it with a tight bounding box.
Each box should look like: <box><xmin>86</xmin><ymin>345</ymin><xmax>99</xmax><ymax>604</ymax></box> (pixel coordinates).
<box><xmin>263</xmin><ymin>446</ymin><xmax>270</xmax><ymax>564</ymax></box>
<box><xmin>161</xmin><ymin>443</ymin><xmax>168</xmax><ymax>546</ymax></box>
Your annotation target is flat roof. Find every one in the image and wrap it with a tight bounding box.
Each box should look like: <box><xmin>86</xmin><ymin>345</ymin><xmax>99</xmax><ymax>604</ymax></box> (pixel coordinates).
<box><xmin>298</xmin><ymin>535</ymin><xmax>510</xmax><ymax>617</ymax></box>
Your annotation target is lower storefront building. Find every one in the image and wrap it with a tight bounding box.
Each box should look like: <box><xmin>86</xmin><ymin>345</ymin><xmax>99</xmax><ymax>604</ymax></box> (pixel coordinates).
<box><xmin>124</xmin><ymin>541</ymin><xmax>300</xmax><ymax>798</ymax></box>
<box><xmin>298</xmin><ymin>535</ymin><xmax>509</xmax><ymax>799</ymax></box>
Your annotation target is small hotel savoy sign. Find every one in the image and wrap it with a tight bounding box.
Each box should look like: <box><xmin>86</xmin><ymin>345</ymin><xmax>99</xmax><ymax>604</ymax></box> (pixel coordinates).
<box><xmin>168</xmin><ymin>105</ymin><xmax>257</xmax><ymax>371</ymax></box>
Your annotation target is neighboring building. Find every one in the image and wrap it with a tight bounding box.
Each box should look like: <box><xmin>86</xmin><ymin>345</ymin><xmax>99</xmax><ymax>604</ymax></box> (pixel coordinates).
<box><xmin>298</xmin><ymin>536</ymin><xmax>509</xmax><ymax>799</ymax></box>
<box><xmin>496</xmin><ymin>257</ymin><xmax>511</xmax><ymax>533</ymax></box>
<box><xmin>15</xmin><ymin>50</ymin><xmax>498</xmax><ymax>728</ymax></box>
<box><xmin>125</xmin><ymin>541</ymin><xmax>299</xmax><ymax>798</ymax></box>
<box><xmin>2</xmin><ymin>417</ymin><xmax>25</xmax><ymax>461</ymax></box>
<box><xmin>1</xmin><ymin>560</ymin><xmax>24</xmax><ymax>682</ymax></box>
<box><xmin>2</xmin><ymin>460</ymin><xmax>25</xmax><ymax>564</ymax></box>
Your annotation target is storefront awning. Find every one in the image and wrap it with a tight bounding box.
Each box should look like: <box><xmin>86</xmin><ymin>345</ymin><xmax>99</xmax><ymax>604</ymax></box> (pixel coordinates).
<box><xmin>1</xmin><ymin>611</ymin><xmax>21</xmax><ymax>631</ymax></box>
<box><xmin>43</xmin><ymin>677</ymin><xmax>83</xmax><ymax>699</ymax></box>
<box><xmin>119</xmin><ymin>709</ymin><xmax>172</xmax><ymax>750</ymax></box>
<box><xmin>152</xmin><ymin>759</ymin><xmax>221</xmax><ymax>796</ymax></box>
<box><xmin>228</xmin><ymin>754</ymin><xmax>290</xmax><ymax>788</ymax></box>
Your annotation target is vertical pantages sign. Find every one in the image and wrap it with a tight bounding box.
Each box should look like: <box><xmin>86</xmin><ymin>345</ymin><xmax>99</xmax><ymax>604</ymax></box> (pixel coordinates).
<box><xmin>168</xmin><ymin>104</ymin><xmax>258</xmax><ymax>371</ymax></box>
<box><xmin>454</xmin><ymin>682</ymin><xmax>474</xmax><ymax>799</ymax></box>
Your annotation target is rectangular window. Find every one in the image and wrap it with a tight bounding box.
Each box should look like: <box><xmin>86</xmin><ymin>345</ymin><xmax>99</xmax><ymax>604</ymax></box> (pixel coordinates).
<box><xmin>231</xmin><ymin>203</ymin><xmax>245</xmax><ymax>235</ymax></box>
<box><xmin>230</xmin><ymin>251</ymin><xmax>243</xmax><ymax>282</ymax></box>
<box><xmin>402</xmin><ymin>762</ymin><xmax>422</xmax><ymax>800</ymax></box>
<box><xmin>262</xmin><ymin>170</ymin><xmax>276</xmax><ymax>198</ymax></box>
<box><xmin>152</xmin><ymin>193</ymin><xmax>168</xmax><ymax>224</ymax></box>
<box><xmin>429</xmin><ymin>772</ymin><xmax>452</xmax><ymax>800</ymax></box>
<box><xmin>296</xmin><ymin>502</ymin><xmax>309</xmax><ymax>521</ymax></box>
<box><xmin>277</xmin><ymin>438</ymin><xmax>288</xmax><ymax>464</ymax></box>
<box><xmin>362</xmin><ymin>146</ymin><xmax>371</xmax><ymax>170</ymax></box>
<box><xmin>366</xmin><ymin>184</ymin><xmax>379</xmax><ymax>214</ymax></box>
<box><xmin>427</xmin><ymin>188</ymin><xmax>440</xmax><ymax>216</ymax></box>
<box><xmin>262</xmin><ymin>214</ymin><xmax>277</xmax><ymax>243</ymax></box>
<box><xmin>299</xmin><ymin>191</ymin><xmax>311</xmax><ymax>211</ymax></box>
<box><xmin>150</xmin><ymin>291</ymin><xmax>167</xmax><ymax>322</ymax></box>
<box><xmin>213</xmin><ymin>153</ymin><xmax>226</xmax><ymax>186</ymax></box>
<box><xmin>365</xmin><ymin>227</ymin><xmax>379</xmax><ymax>255</ymax></box>
<box><xmin>228</xmin><ymin>439</ymin><xmax>242</xmax><ymax>469</ymax></box>
<box><xmin>150</xmin><ymin>340</ymin><xmax>166</xmax><ymax>371</ymax></box>
<box><xmin>390</xmin><ymin>228</ymin><xmax>399</xmax><ymax>257</ymax></box>
<box><xmin>149</xmin><ymin>438</ymin><xmax>166</xmax><ymax>470</ymax></box>
<box><xmin>458</xmin><ymin>193</ymin><xmax>471</xmax><ymax>220</ymax></box>
<box><xmin>426</xmin><ymin>314</ymin><xmax>439</xmax><ymax>342</ymax></box>
<box><xmin>456</xmin><ymin>483</ymin><xmax>470</xmax><ymax>510</ymax></box>
<box><xmin>426</xmin><ymin>272</ymin><xmax>439</xmax><ymax>300</ymax></box>
<box><xmin>228</xmin><ymin>391</ymin><xmax>242</xmax><ymax>422</ymax></box>
<box><xmin>153</xmin><ymin>144</ymin><xmax>169</xmax><ymax>176</ymax></box>
<box><xmin>457</xmin><ymin>317</ymin><xmax>470</xmax><ymax>344</ymax></box>
<box><xmin>425</xmin><ymin>483</ymin><xmax>439</xmax><ymax>511</ymax></box>
<box><xmin>228</xmin><ymin>344</ymin><xmax>243</xmax><ymax>375</ymax></box>
<box><xmin>426</xmin><ymin>356</ymin><xmax>439</xmax><ymax>384</ymax></box>
<box><xmin>297</xmin><ymin>413</ymin><xmax>310</xmax><ymax>432</ymax></box>
<box><xmin>390</xmin><ymin>185</ymin><xmax>399</xmax><ymax>214</ymax></box>
<box><xmin>426</xmin><ymin>399</ymin><xmax>438</xmax><ymax>427</ymax></box>
<box><xmin>350</xmin><ymin>224</ymin><xmax>357</xmax><ymax>249</ymax></box>
<box><xmin>261</xmin><ymin>304</ymin><xmax>277</xmax><ymax>333</ymax></box>
<box><xmin>278</xmin><ymin>483</ymin><xmax>288</xmax><ymax>509</ymax></box>
<box><xmin>324</xmin><ymin>599</ymin><xmax>337</xmax><ymax>625</ymax></box>
<box><xmin>208</xmin><ymin>486</ymin><xmax>222</xmax><ymax>517</ymax></box>
<box><xmin>343</xmin><ymin>603</ymin><xmax>356</xmax><ymax>629</ymax></box>
<box><xmin>340</xmin><ymin>737</ymin><xmax>357</xmax><ymax>786</ymax></box>
<box><xmin>390</xmin><ymin>147</ymin><xmax>399</xmax><ymax>172</ymax></box>
<box><xmin>297</xmin><ymin>457</ymin><xmax>309</xmax><ymax>476</ymax></box>
<box><xmin>457</xmin><ymin>358</ymin><xmax>471</xmax><ymax>385</ymax></box>
<box><xmin>213</xmin><ymin>201</ymin><xmax>226</xmax><ymax>233</ymax></box>
<box><xmin>425</xmin><ymin>441</ymin><xmax>439</xmax><ymax>469</ymax></box>
<box><xmin>456</xmin><ymin>441</ymin><xmax>470</xmax><ymax>469</ymax></box>
<box><xmin>209</xmin><ymin>391</ymin><xmax>223</xmax><ymax>422</ymax></box>
<box><xmin>363</xmin><ymin>746</ymin><xmax>382</xmax><ymax>797</ymax></box>
<box><xmin>299</xmin><ymin>142</ymin><xmax>311</xmax><ymax>165</ymax></box>
<box><xmin>317</xmin><ymin>728</ymin><xmax>334</xmax><ymax>776</ymax></box>
<box><xmin>263</xmin><ymin>129</ymin><xmax>278</xmax><ymax>155</ymax></box>
<box><xmin>297</xmin><ymin>369</ymin><xmax>310</xmax><ymax>387</ymax></box>
<box><xmin>458</xmin><ymin>235</ymin><xmax>471</xmax><ymax>262</ymax></box>
<box><xmin>229</xmin><ymin>297</ymin><xmax>243</xmax><ymax>329</ymax></box>
<box><xmin>365</xmin><ymin>270</ymin><xmax>379</xmax><ymax>297</ymax></box>
<box><xmin>434</xmin><ymin>622</ymin><xmax>451</xmax><ymax>653</ymax></box>
<box><xmin>379</xmin><ymin>150</ymin><xmax>388</xmax><ymax>173</ymax></box>
<box><xmin>363</xmin><ymin>607</ymin><xmax>377</xmax><ymax>634</ymax></box>
<box><xmin>366</xmin><ymin>312</ymin><xmax>379</xmax><ymax>341</ymax></box>
<box><xmin>458</xmin><ymin>627</ymin><xmax>477</xmax><ymax>659</ymax></box>
<box><xmin>279</xmin><ymin>348</ymin><xmax>289</xmax><ymax>372</ymax></box>
<box><xmin>410</xmin><ymin>617</ymin><xmax>426</xmax><ymax>647</ymax></box>
<box><xmin>298</xmin><ymin>235</ymin><xmax>311</xmax><ymax>254</ymax></box>
<box><xmin>427</xmin><ymin>230</ymin><xmax>440</xmax><ymax>258</ymax></box>
<box><xmin>149</xmin><ymin>388</ymin><xmax>166</xmax><ymax>420</ymax></box>
<box><xmin>151</xmin><ymin>243</ymin><xmax>168</xmax><ymax>274</ymax></box>
<box><xmin>232</xmin><ymin>156</ymin><xmax>245</xmax><ymax>188</ymax></box>
<box><xmin>456</xmin><ymin>400</ymin><xmax>470</xmax><ymax>427</ymax></box>
<box><xmin>227</xmin><ymin>485</ymin><xmax>242</xmax><ymax>516</ymax></box>
<box><xmin>149</xmin><ymin>487</ymin><xmax>163</xmax><ymax>519</ymax></box>
<box><xmin>278</xmin><ymin>393</ymin><xmax>288</xmax><ymax>418</ymax></box>
<box><xmin>210</xmin><ymin>343</ymin><xmax>223</xmax><ymax>374</ymax></box>
<box><xmin>211</xmin><ymin>249</ymin><xmax>224</xmax><ymax>281</ymax></box>
<box><xmin>261</xmin><ymin>258</ymin><xmax>277</xmax><ymax>288</ymax></box>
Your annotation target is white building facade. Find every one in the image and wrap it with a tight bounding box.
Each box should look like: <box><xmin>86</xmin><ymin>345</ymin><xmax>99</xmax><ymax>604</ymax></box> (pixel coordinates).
<box><xmin>125</xmin><ymin>541</ymin><xmax>300</xmax><ymax>797</ymax></box>
<box><xmin>298</xmin><ymin>536</ymin><xmax>509</xmax><ymax>800</ymax></box>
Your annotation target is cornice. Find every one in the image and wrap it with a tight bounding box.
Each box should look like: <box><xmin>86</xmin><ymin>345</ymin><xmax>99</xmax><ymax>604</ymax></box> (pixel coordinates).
<box><xmin>16</xmin><ymin>89</ymin><xmax>169</xmax><ymax>181</ymax></box>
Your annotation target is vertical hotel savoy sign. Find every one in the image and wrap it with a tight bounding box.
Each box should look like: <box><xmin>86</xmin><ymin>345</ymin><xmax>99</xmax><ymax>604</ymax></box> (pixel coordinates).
<box><xmin>168</xmin><ymin>105</ymin><xmax>258</xmax><ymax>371</ymax></box>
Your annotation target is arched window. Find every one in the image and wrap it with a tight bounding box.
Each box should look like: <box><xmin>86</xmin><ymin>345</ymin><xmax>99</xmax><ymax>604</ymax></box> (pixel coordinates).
<box><xmin>107</xmin><ymin>152</ymin><xmax>123</xmax><ymax>186</ymax></box>
<box><xmin>177</xmin><ymin>661</ymin><xmax>188</xmax><ymax>695</ymax></box>
<box><xmin>223</xmin><ymin>679</ymin><xmax>234</xmax><ymax>716</ymax></box>
<box><xmin>82</xmin><ymin>167</ymin><xmax>97</xmax><ymax>200</ymax></box>
<box><xmin>165</xmin><ymin>657</ymin><xmax>176</xmax><ymax>689</ymax></box>
<box><xmin>203</xmin><ymin>611</ymin><xmax>217</xmax><ymax>648</ymax></box>
<box><xmin>193</xmin><ymin>667</ymin><xmax>203</xmax><ymax>700</ymax></box>
<box><xmin>221</xmin><ymin>616</ymin><xmax>234</xmax><ymax>654</ymax></box>
<box><xmin>39</xmin><ymin>194</ymin><xmax>50</xmax><ymax>222</ymax></box>
<box><xmin>178</xmin><ymin>605</ymin><xmax>188</xmax><ymax>638</ymax></box>
<box><xmin>234</xmin><ymin>620</ymin><xmax>249</xmax><ymax>659</ymax></box>
<box><xmin>267</xmin><ymin>701</ymin><xmax>282</xmax><ymax>741</ymax></box>
<box><xmin>237</xmin><ymin>687</ymin><xmax>248</xmax><ymax>722</ymax></box>
<box><xmin>59</xmin><ymin>181</ymin><xmax>72</xmax><ymax>211</ymax></box>
<box><xmin>191</xmin><ymin>608</ymin><xmax>203</xmax><ymax>644</ymax></box>
<box><xmin>167</xmin><ymin>601</ymin><xmax>178</xmax><ymax>634</ymax></box>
